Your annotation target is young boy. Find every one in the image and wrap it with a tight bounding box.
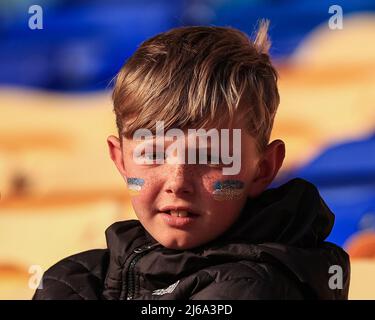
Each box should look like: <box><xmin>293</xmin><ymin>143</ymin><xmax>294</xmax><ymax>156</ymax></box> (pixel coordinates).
<box><xmin>33</xmin><ymin>21</ymin><xmax>350</xmax><ymax>300</ymax></box>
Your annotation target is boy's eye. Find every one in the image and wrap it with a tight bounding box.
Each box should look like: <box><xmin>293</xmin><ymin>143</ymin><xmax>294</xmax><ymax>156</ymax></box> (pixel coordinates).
<box><xmin>207</xmin><ymin>155</ymin><xmax>223</xmax><ymax>167</ymax></box>
<box><xmin>144</xmin><ymin>152</ymin><xmax>165</xmax><ymax>161</ymax></box>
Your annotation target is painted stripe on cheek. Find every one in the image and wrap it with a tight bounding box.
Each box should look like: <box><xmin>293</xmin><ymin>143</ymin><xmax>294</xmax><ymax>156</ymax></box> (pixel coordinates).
<box><xmin>212</xmin><ymin>180</ymin><xmax>245</xmax><ymax>201</ymax></box>
<box><xmin>126</xmin><ymin>177</ymin><xmax>145</xmax><ymax>196</ymax></box>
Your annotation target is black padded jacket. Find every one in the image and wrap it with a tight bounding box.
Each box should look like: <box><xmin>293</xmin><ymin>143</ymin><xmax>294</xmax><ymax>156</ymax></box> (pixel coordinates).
<box><xmin>33</xmin><ymin>178</ymin><xmax>350</xmax><ymax>300</ymax></box>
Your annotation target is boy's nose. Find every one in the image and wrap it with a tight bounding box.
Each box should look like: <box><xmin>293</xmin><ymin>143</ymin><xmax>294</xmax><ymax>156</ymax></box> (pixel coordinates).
<box><xmin>164</xmin><ymin>164</ymin><xmax>194</xmax><ymax>196</ymax></box>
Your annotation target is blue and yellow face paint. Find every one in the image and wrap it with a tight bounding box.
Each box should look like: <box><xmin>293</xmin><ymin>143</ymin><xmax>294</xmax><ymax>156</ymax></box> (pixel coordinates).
<box><xmin>212</xmin><ymin>180</ymin><xmax>245</xmax><ymax>201</ymax></box>
<box><xmin>126</xmin><ymin>177</ymin><xmax>145</xmax><ymax>196</ymax></box>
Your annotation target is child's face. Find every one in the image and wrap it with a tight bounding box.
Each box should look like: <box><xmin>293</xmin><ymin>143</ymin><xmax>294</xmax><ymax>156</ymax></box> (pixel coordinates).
<box><xmin>108</xmin><ymin>124</ymin><xmax>284</xmax><ymax>250</ymax></box>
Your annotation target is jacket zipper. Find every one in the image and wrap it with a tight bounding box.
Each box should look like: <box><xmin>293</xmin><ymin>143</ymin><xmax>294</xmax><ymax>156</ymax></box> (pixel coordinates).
<box><xmin>125</xmin><ymin>243</ymin><xmax>160</xmax><ymax>300</ymax></box>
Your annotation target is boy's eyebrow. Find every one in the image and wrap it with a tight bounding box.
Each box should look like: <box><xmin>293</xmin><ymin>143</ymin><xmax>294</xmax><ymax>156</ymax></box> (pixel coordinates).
<box><xmin>130</xmin><ymin>138</ymin><xmax>232</xmax><ymax>149</ymax></box>
<box><xmin>130</xmin><ymin>135</ymin><xmax>156</xmax><ymax>142</ymax></box>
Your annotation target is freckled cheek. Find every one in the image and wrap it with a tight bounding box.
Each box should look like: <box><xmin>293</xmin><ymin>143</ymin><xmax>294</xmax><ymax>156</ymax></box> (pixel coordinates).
<box><xmin>126</xmin><ymin>174</ymin><xmax>164</xmax><ymax>219</ymax></box>
<box><xmin>202</xmin><ymin>174</ymin><xmax>220</xmax><ymax>195</ymax></box>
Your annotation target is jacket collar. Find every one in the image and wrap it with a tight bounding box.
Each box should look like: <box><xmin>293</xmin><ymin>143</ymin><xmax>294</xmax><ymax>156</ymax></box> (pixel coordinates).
<box><xmin>102</xmin><ymin>178</ymin><xmax>343</xmax><ymax>299</ymax></box>
<box><xmin>214</xmin><ymin>178</ymin><xmax>335</xmax><ymax>247</ymax></box>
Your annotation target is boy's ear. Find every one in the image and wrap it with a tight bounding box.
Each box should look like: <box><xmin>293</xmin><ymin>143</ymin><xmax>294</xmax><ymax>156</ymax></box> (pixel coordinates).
<box><xmin>107</xmin><ymin>135</ymin><xmax>126</xmax><ymax>177</ymax></box>
<box><xmin>248</xmin><ymin>139</ymin><xmax>285</xmax><ymax>198</ymax></box>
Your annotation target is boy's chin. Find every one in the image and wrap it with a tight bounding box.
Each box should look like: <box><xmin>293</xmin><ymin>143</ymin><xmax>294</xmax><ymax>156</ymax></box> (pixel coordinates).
<box><xmin>157</xmin><ymin>235</ymin><xmax>205</xmax><ymax>251</ymax></box>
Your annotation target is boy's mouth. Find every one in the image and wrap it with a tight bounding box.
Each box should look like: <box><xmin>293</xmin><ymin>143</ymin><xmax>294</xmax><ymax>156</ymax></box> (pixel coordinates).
<box><xmin>158</xmin><ymin>206</ymin><xmax>199</xmax><ymax>218</ymax></box>
<box><xmin>165</xmin><ymin>210</ymin><xmax>189</xmax><ymax>217</ymax></box>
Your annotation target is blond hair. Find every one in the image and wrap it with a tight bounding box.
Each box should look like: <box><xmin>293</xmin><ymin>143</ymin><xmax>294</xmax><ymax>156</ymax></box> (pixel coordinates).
<box><xmin>112</xmin><ymin>20</ymin><xmax>279</xmax><ymax>152</ymax></box>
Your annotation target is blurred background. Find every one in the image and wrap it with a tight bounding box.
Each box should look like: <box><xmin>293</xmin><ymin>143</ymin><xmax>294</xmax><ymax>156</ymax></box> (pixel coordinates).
<box><xmin>0</xmin><ymin>0</ymin><xmax>374</xmax><ymax>299</ymax></box>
